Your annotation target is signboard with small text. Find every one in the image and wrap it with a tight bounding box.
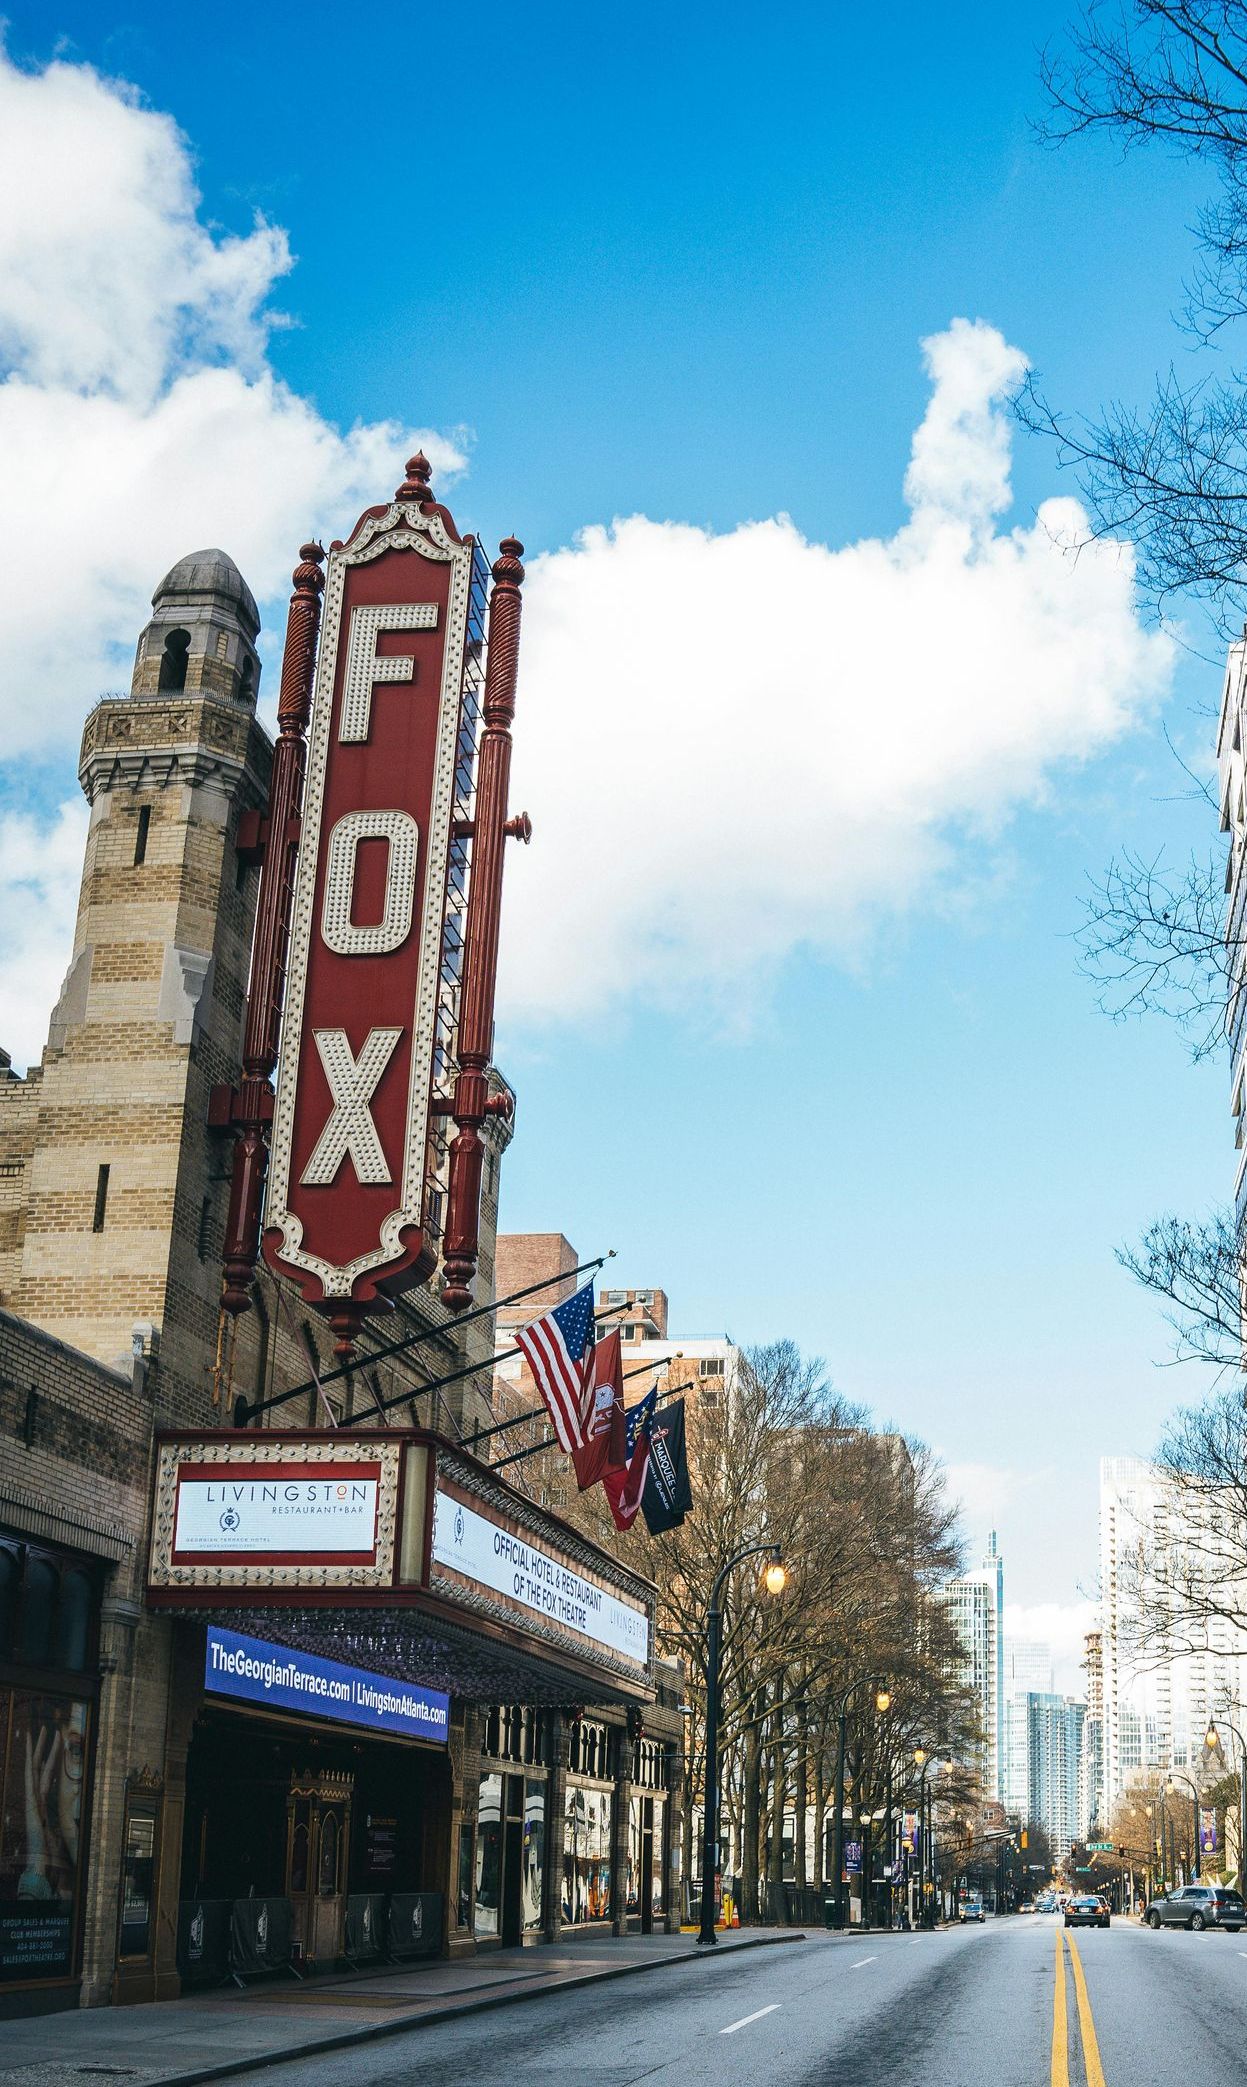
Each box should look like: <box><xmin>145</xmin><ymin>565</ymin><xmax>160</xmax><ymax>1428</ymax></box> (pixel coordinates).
<box><xmin>431</xmin><ymin>1488</ymin><xmax>650</xmax><ymax>1669</ymax></box>
<box><xmin>204</xmin><ymin>1625</ymin><xmax>449</xmax><ymax>1743</ymax></box>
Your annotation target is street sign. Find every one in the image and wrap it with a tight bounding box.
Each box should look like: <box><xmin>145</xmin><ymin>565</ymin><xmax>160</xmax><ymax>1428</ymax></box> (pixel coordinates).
<box><xmin>1089</xmin><ymin>1842</ymin><xmax>1114</xmax><ymax>1851</ymax></box>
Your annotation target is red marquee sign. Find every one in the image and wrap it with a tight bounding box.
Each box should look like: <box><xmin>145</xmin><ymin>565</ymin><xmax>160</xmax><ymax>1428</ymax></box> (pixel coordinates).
<box><xmin>259</xmin><ymin>459</ymin><xmax>518</xmax><ymax>1343</ymax></box>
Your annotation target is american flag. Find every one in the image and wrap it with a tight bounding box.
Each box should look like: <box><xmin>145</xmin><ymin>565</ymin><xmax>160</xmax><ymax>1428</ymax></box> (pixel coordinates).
<box><xmin>603</xmin><ymin>1389</ymin><xmax>656</xmax><ymax>1532</ymax></box>
<box><xmin>515</xmin><ymin>1281</ymin><xmax>596</xmax><ymax>1454</ymax></box>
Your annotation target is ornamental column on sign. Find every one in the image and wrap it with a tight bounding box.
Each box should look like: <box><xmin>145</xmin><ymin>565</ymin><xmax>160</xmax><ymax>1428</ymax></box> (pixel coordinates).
<box><xmin>440</xmin><ymin>536</ymin><xmax>527</xmax><ymax>1311</ymax></box>
<box><xmin>215</xmin><ymin>543</ymin><xmax>326</xmax><ymax>1314</ymax></box>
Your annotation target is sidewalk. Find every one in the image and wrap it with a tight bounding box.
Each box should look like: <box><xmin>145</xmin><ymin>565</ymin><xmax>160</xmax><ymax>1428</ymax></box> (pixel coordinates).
<box><xmin>0</xmin><ymin>1928</ymin><xmax>809</xmax><ymax>2087</ymax></box>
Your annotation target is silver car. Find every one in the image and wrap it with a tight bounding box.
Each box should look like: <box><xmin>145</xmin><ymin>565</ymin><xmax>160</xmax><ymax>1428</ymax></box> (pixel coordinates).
<box><xmin>1144</xmin><ymin>1884</ymin><xmax>1245</xmax><ymax>1932</ymax></box>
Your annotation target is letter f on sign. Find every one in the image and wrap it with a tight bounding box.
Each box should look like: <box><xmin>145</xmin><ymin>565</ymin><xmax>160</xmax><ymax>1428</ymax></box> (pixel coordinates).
<box><xmin>301</xmin><ymin>1027</ymin><xmax>401</xmax><ymax>1185</ymax></box>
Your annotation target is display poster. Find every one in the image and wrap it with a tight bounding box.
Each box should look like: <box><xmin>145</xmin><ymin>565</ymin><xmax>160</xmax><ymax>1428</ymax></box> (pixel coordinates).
<box><xmin>364</xmin><ymin>1813</ymin><xmax>399</xmax><ymax>1880</ymax></box>
<box><xmin>432</xmin><ymin>1490</ymin><xmax>649</xmax><ymax>1668</ymax></box>
<box><xmin>0</xmin><ymin>1692</ymin><xmax>89</xmax><ymax>1982</ymax></box>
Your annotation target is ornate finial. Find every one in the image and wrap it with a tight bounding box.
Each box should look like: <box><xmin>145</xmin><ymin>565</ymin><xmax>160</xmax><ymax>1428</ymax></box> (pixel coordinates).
<box><xmin>397</xmin><ymin>453</ymin><xmax>433</xmax><ymax>504</ymax></box>
<box><xmin>494</xmin><ymin>536</ymin><xmax>526</xmax><ymax>586</ymax></box>
<box><xmin>293</xmin><ymin>541</ymin><xmax>325</xmax><ymax>593</ymax></box>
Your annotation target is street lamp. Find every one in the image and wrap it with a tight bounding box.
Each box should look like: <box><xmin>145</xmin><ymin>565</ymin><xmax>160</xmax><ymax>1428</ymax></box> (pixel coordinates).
<box><xmin>828</xmin><ymin>1677</ymin><xmax>892</xmax><ymax>1932</ymax></box>
<box><xmin>1165</xmin><ymin>1768</ymin><xmax>1202</xmax><ymax>1882</ymax></box>
<box><xmin>696</xmin><ymin>1542</ymin><xmax>787</xmax><ymax>1947</ymax></box>
<box><xmin>1205</xmin><ymin>1717</ymin><xmax>1247</xmax><ymax>1887</ymax></box>
<box><xmin>913</xmin><ymin>1744</ymin><xmax>934</xmax><ymax>1920</ymax></box>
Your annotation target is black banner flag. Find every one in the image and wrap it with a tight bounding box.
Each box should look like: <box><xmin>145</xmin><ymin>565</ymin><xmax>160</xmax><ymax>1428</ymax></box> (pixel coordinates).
<box><xmin>642</xmin><ymin>1398</ymin><xmax>693</xmax><ymax>1534</ymax></box>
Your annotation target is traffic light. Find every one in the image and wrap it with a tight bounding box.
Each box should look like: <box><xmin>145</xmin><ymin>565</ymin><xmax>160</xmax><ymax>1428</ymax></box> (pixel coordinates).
<box><xmin>1021</xmin><ymin>1829</ymin><xmax>1028</xmax><ymax>1850</ymax></box>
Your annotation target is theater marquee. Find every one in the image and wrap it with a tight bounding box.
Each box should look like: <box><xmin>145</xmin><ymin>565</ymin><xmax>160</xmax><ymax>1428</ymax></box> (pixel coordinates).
<box><xmin>147</xmin><ymin>1434</ymin><xmax>422</xmax><ymax>1594</ymax></box>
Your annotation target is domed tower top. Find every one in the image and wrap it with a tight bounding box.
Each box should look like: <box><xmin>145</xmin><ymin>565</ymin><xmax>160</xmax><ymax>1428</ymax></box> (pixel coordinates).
<box><xmin>132</xmin><ymin>547</ymin><xmax>262</xmax><ymax>708</ymax></box>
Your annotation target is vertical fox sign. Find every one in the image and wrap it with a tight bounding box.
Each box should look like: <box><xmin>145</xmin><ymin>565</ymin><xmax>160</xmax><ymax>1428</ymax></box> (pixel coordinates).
<box><xmin>231</xmin><ymin>455</ymin><xmax>525</xmax><ymax>1351</ymax></box>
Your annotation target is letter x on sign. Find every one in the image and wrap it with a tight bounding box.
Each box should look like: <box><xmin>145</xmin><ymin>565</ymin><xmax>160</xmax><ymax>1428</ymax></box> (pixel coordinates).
<box><xmin>301</xmin><ymin>1027</ymin><xmax>401</xmax><ymax>1186</ymax></box>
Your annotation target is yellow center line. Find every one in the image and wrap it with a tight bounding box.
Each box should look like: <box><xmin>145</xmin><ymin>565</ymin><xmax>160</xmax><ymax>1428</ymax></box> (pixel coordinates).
<box><xmin>1052</xmin><ymin>1926</ymin><xmax>1069</xmax><ymax>2087</ymax></box>
<box><xmin>1065</xmin><ymin>1929</ymin><xmax>1108</xmax><ymax>2087</ymax></box>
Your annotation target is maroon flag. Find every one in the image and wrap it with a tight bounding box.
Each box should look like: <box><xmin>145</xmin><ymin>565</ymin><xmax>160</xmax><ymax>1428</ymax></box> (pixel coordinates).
<box><xmin>602</xmin><ymin>1391</ymin><xmax>656</xmax><ymax>1532</ymax></box>
<box><xmin>572</xmin><ymin>1332</ymin><xmax>627</xmax><ymax>1491</ymax></box>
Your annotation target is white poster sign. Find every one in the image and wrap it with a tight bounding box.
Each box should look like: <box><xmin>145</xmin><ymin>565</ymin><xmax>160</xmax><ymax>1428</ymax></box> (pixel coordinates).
<box><xmin>432</xmin><ymin>1491</ymin><xmax>649</xmax><ymax>1667</ymax></box>
<box><xmin>173</xmin><ymin>1467</ymin><xmax>380</xmax><ymax>1557</ymax></box>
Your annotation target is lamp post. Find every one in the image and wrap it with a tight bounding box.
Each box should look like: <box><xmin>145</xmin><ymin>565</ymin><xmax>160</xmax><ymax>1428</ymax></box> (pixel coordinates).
<box><xmin>696</xmin><ymin>1542</ymin><xmax>787</xmax><ymax>1947</ymax></box>
<box><xmin>1166</xmin><ymin>1768</ymin><xmax>1201</xmax><ymax>1882</ymax></box>
<box><xmin>1205</xmin><ymin>1717</ymin><xmax>1247</xmax><ymax>1886</ymax></box>
<box><xmin>912</xmin><ymin>1748</ymin><xmax>929</xmax><ymax>1928</ymax></box>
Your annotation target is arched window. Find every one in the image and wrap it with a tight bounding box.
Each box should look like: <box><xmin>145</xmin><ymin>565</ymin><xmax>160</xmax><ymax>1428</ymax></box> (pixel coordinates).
<box><xmin>55</xmin><ymin>1568</ymin><xmax>94</xmax><ymax>1671</ymax></box>
<box><xmin>158</xmin><ymin>628</ymin><xmax>191</xmax><ymax>692</ymax></box>
<box><xmin>17</xmin><ymin>1556</ymin><xmax>57</xmax><ymax>1665</ymax></box>
<box><xmin>237</xmin><ymin>654</ymin><xmax>255</xmax><ymax>703</ymax></box>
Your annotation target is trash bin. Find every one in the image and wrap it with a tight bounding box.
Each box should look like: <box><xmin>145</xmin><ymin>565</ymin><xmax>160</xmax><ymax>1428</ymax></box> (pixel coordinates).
<box><xmin>824</xmin><ymin>1898</ymin><xmax>839</xmax><ymax>1930</ymax></box>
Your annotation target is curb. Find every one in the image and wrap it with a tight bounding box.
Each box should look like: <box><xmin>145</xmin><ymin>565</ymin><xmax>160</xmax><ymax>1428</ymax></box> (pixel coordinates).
<box><xmin>141</xmin><ymin>1930</ymin><xmax>810</xmax><ymax>2087</ymax></box>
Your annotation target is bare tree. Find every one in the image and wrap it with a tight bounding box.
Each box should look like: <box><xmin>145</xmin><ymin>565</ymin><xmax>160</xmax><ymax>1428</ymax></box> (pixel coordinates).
<box><xmin>1117</xmin><ymin>1208</ymin><xmax>1245</xmax><ymax>1366</ymax></box>
<box><xmin>1077</xmin><ymin>844</ymin><xmax>1232</xmax><ymax>1061</ymax></box>
<box><xmin>1026</xmin><ymin>2</ymin><xmax>1247</xmax><ymax>626</ymax></box>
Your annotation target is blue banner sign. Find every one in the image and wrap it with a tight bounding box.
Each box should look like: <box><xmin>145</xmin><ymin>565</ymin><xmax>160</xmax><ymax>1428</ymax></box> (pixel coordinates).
<box><xmin>204</xmin><ymin>1625</ymin><xmax>449</xmax><ymax>1743</ymax></box>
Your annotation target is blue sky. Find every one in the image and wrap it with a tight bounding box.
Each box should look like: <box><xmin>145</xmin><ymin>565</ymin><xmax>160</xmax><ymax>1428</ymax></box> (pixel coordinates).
<box><xmin>0</xmin><ymin>0</ymin><xmax>1236</xmax><ymax>1661</ymax></box>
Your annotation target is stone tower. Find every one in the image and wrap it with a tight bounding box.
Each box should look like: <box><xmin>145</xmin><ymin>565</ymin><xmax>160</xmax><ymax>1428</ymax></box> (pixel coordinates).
<box><xmin>3</xmin><ymin>551</ymin><xmax>271</xmax><ymax>1413</ymax></box>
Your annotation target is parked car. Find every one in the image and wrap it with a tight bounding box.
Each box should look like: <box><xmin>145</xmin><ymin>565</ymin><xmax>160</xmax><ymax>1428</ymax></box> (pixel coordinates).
<box><xmin>958</xmin><ymin>1893</ymin><xmax>986</xmax><ymax>1923</ymax></box>
<box><xmin>1064</xmin><ymin>1894</ymin><xmax>1110</xmax><ymax>1929</ymax></box>
<box><xmin>1144</xmin><ymin>1884</ymin><xmax>1245</xmax><ymax>1932</ymax></box>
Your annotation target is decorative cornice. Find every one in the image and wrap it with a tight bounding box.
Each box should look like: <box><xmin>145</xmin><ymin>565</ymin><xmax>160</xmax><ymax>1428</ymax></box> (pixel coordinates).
<box><xmin>79</xmin><ymin>696</ymin><xmax>271</xmax><ymax>805</ymax></box>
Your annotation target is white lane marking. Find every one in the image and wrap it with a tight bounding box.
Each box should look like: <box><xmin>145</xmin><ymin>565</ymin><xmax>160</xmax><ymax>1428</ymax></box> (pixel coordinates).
<box><xmin>851</xmin><ymin>1955</ymin><xmax>877</xmax><ymax>1967</ymax></box>
<box><xmin>720</xmin><ymin>2004</ymin><xmax>781</xmax><ymax>2035</ymax></box>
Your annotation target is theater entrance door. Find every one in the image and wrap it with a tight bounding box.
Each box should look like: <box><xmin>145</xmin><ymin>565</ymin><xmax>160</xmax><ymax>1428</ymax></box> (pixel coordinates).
<box><xmin>286</xmin><ymin>1769</ymin><xmax>353</xmax><ymax>1967</ymax></box>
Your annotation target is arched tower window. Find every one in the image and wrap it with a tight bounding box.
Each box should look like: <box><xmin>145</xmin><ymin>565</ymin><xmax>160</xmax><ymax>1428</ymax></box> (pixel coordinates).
<box><xmin>237</xmin><ymin>654</ymin><xmax>255</xmax><ymax>704</ymax></box>
<box><xmin>158</xmin><ymin>628</ymin><xmax>191</xmax><ymax>692</ymax></box>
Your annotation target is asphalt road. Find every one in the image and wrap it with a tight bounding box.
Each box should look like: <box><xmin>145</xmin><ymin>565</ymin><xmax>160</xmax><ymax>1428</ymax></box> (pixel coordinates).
<box><xmin>219</xmin><ymin>1914</ymin><xmax>1247</xmax><ymax>2087</ymax></box>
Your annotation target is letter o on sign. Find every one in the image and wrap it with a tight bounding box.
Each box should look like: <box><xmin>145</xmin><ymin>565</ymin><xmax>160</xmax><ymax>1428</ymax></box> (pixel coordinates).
<box><xmin>321</xmin><ymin>809</ymin><xmax>419</xmax><ymax>955</ymax></box>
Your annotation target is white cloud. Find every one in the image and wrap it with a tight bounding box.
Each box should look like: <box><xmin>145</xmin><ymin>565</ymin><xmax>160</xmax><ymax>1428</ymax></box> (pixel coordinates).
<box><xmin>1005</xmin><ymin>1601</ymin><xmax>1100</xmax><ymax>1695</ymax></box>
<box><xmin>498</xmin><ymin>319</ymin><xmax>1173</xmax><ymax>1026</ymax></box>
<box><xmin>0</xmin><ymin>799</ymin><xmax>90</xmax><ymax>1071</ymax></box>
<box><xmin>0</xmin><ymin>44</ymin><xmax>464</xmax><ymax>1066</ymax></box>
<box><xmin>0</xmin><ymin>51</ymin><xmax>1175</xmax><ymax>1076</ymax></box>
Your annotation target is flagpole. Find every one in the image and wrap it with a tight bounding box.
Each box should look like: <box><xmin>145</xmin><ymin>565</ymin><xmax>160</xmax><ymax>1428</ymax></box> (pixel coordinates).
<box><xmin>460</xmin><ymin>1316</ymin><xmax>664</xmax><ymax>1451</ymax></box>
<box><xmin>333</xmin><ymin>1299</ymin><xmax>638</xmax><ymax>1436</ymax></box>
<box><xmin>235</xmin><ymin>1253</ymin><xmax>612</xmax><ymax>1425</ymax></box>
<box><xmin>489</xmin><ymin>1365</ymin><xmax>681</xmax><ymax>1473</ymax></box>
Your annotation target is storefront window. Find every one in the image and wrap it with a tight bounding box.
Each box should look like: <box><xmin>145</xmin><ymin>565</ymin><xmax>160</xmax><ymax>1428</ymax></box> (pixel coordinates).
<box><xmin>522</xmin><ymin>1779</ymin><xmax>545</xmax><ymax>1931</ymax></box>
<box><xmin>562</xmin><ymin>1782</ymin><xmax>613</xmax><ymax>1924</ymax></box>
<box><xmin>474</xmin><ymin>1772</ymin><xmax>503</xmax><ymax>1937</ymax></box>
<box><xmin>650</xmin><ymin>1797</ymin><xmax>665</xmax><ymax>1916</ymax></box>
<box><xmin>0</xmin><ymin>1691</ymin><xmax>90</xmax><ymax>1981</ymax></box>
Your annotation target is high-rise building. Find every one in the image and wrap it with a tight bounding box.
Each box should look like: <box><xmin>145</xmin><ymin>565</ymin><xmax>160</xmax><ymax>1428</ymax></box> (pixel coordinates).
<box><xmin>941</xmin><ymin>1533</ymin><xmax>1006</xmax><ymax>1801</ymax></box>
<box><xmin>1100</xmin><ymin>1455</ymin><xmax>1247</xmax><ymax>1808</ymax></box>
<box><xmin>1079</xmin><ymin>1631</ymin><xmax>1105</xmax><ymax>1837</ymax></box>
<box><xmin>1028</xmin><ymin>1694</ymin><xmax>1087</xmax><ymax>1862</ymax></box>
<box><xmin>1003</xmin><ymin>1640</ymin><xmax>1055</xmax><ymax>1819</ymax></box>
